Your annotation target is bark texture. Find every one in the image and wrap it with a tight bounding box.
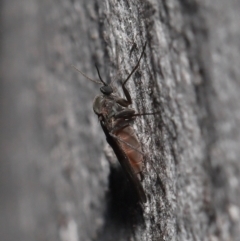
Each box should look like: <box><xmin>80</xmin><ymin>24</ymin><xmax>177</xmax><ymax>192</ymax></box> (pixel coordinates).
<box><xmin>0</xmin><ymin>0</ymin><xmax>239</xmax><ymax>241</ymax></box>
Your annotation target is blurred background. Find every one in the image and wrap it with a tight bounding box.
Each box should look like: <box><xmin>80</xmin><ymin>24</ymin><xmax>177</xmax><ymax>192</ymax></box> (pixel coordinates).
<box><xmin>0</xmin><ymin>0</ymin><xmax>109</xmax><ymax>240</ymax></box>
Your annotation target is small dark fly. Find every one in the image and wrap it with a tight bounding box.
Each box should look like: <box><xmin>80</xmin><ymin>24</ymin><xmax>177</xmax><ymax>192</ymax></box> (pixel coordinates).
<box><xmin>74</xmin><ymin>42</ymin><xmax>151</xmax><ymax>203</ymax></box>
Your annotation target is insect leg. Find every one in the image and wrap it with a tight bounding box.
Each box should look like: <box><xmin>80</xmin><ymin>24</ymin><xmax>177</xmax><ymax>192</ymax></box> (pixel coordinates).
<box><xmin>114</xmin><ymin>109</ymin><xmax>159</xmax><ymax>119</ymax></box>
<box><xmin>131</xmin><ymin>112</ymin><xmax>160</xmax><ymax>117</ymax></box>
<box><xmin>114</xmin><ymin>109</ymin><xmax>135</xmax><ymax>119</ymax></box>
<box><xmin>111</xmin><ymin>109</ymin><xmax>160</xmax><ymax>119</ymax></box>
<box><xmin>121</xmin><ymin>42</ymin><xmax>147</xmax><ymax>105</ymax></box>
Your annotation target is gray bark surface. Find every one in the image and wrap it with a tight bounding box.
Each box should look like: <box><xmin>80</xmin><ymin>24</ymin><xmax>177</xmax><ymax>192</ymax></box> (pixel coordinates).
<box><xmin>0</xmin><ymin>0</ymin><xmax>239</xmax><ymax>241</ymax></box>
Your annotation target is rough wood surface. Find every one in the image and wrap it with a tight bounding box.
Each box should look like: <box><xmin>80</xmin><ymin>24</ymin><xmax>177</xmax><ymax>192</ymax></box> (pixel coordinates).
<box><xmin>0</xmin><ymin>0</ymin><xmax>239</xmax><ymax>240</ymax></box>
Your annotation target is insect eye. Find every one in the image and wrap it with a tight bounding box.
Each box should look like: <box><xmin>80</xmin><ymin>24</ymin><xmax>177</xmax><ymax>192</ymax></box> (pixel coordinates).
<box><xmin>100</xmin><ymin>85</ymin><xmax>113</xmax><ymax>95</ymax></box>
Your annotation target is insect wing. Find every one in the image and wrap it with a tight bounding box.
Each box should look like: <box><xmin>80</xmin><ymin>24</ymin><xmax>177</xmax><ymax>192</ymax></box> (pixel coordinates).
<box><xmin>100</xmin><ymin>122</ymin><xmax>147</xmax><ymax>203</ymax></box>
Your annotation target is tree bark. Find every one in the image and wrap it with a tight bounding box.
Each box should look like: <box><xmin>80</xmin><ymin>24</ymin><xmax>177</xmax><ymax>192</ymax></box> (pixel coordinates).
<box><xmin>0</xmin><ymin>0</ymin><xmax>239</xmax><ymax>241</ymax></box>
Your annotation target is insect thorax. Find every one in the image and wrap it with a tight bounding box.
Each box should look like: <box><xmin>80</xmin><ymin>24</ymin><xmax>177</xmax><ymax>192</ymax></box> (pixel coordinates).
<box><xmin>93</xmin><ymin>94</ymin><xmax>124</xmax><ymax>116</ymax></box>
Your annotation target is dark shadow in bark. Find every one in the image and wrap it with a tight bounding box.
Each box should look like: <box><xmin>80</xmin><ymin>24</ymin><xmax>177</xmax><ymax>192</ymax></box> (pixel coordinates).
<box><xmin>98</xmin><ymin>165</ymin><xmax>145</xmax><ymax>241</ymax></box>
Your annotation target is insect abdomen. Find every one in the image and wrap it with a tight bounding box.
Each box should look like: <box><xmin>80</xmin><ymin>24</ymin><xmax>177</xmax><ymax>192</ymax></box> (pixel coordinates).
<box><xmin>115</xmin><ymin>126</ymin><xmax>143</xmax><ymax>175</ymax></box>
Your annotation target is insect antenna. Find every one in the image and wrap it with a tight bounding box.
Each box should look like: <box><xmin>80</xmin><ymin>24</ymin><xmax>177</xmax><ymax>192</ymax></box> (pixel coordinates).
<box><xmin>72</xmin><ymin>65</ymin><xmax>102</xmax><ymax>85</ymax></box>
<box><xmin>122</xmin><ymin>41</ymin><xmax>147</xmax><ymax>87</ymax></box>
<box><xmin>95</xmin><ymin>65</ymin><xmax>108</xmax><ymax>86</ymax></box>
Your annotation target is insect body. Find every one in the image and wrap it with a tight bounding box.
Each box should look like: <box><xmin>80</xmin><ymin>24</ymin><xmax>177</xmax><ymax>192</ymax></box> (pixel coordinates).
<box><xmin>93</xmin><ymin>93</ymin><xmax>146</xmax><ymax>203</ymax></box>
<box><xmin>74</xmin><ymin>42</ymin><xmax>147</xmax><ymax>203</ymax></box>
<box><xmin>114</xmin><ymin>125</ymin><xmax>143</xmax><ymax>175</ymax></box>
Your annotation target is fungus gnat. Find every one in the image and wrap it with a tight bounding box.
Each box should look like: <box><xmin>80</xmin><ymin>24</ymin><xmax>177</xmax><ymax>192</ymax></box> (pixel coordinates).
<box><xmin>74</xmin><ymin>42</ymin><xmax>155</xmax><ymax>203</ymax></box>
